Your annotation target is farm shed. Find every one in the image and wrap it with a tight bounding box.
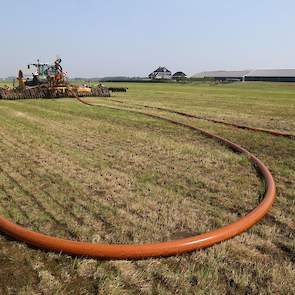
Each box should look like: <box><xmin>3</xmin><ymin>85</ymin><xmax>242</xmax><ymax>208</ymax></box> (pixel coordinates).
<box><xmin>192</xmin><ymin>70</ymin><xmax>251</xmax><ymax>81</ymax></box>
<box><xmin>245</xmin><ymin>69</ymin><xmax>295</xmax><ymax>82</ymax></box>
<box><xmin>172</xmin><ymin>71</ymin><xmax>187</xmax><ymax>80</ymax></box>
<box><xmin>193</xmin><ymin>69</ymin><xmax>295</xmax><ymax>82</ymax></box>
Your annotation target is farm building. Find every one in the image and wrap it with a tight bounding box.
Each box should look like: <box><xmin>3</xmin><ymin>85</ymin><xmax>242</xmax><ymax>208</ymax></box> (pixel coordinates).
<box><xmin>193</xmin><ymin>69</ymin><xmax>295</xmax><ymax>82</ymax></box>
<box><xmin>245</xmin><ymin>69</ymin><xmax>295</xmax><ymax>82</ymax></box>
<box><xmin>149</xmin><ymin>67</ymin><xmax>172</xmax><ymax>80</ymax></box>
<box><xmin>192</xmin><ymin>70</ymin><xmax>251</xmax><ymax>81</ymax></box>
<box><xmin>172</xmin><ymin>71</ymin><xmax>187</xmax><ymax>81</ymax></box>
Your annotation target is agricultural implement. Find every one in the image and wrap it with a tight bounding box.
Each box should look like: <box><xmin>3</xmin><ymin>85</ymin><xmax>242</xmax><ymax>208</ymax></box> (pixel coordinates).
<box><xmin>0</xmin><ymin>58</ymin><xmax>110</xmax><ymax>100</ymax></box>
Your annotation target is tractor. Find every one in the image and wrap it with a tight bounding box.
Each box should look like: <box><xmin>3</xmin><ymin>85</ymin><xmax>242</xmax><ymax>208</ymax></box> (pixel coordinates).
<box><xmin>0</xmin><ymin>58</ymin><xmax>110</xmax><ymax>100</ymax></box>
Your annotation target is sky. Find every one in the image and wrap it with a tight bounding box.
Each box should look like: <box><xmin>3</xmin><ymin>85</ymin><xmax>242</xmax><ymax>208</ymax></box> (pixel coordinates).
<box><xmin>0</xmin><ymin>0</ymin><xmax>295</xmax><ymax>78</ymax></box>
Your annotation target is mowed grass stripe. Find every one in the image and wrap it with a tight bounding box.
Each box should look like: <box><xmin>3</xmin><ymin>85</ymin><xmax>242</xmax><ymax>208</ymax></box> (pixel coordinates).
<box><xmin>0</xmin><ymin>130</ymin><xmax>118</xmax><ymax>241</ymax></box>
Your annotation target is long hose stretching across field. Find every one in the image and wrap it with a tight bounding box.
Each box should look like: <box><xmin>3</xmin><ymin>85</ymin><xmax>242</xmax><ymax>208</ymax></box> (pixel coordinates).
<box><xmin>108</xmin><ymin>98</ymin><xmax>295</xmax><ymax>139</ymax></box>
<box><xmin>0</xmin><ymin>96</ymin><xmax>276</xmax><ymax>259</ymax></box>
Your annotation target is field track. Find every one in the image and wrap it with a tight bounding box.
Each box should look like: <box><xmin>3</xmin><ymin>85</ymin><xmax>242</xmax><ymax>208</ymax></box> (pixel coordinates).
<box><xmin>0</xmin><ymin>95</ymin><xmax>277</xmax><ymax>259</ymax></box>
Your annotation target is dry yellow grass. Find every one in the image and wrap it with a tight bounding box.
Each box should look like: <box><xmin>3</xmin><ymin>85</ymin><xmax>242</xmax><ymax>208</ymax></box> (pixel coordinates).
<box><xmin>0</xmin><ymin>82</ymin><xmax>294</xmax><ymax>294</ymax></box>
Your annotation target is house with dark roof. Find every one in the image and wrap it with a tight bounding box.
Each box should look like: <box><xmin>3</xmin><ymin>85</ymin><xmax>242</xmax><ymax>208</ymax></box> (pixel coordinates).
<box><xmin>149</xmin><ymin>67</ymin><xmax>172</xmax><ymax>80</ymax></box>
<box><xmin>172</xmin><ymin>71</ymin><xmax>187</xmax><ymax>81</ymax></box>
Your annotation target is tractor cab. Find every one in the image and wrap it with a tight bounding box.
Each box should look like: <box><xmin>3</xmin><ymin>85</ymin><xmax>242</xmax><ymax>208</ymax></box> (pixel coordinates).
<box><xmin>20</xmin><ymin>58</ymin><xmax>65</xmax><ymax>87</ymax></box>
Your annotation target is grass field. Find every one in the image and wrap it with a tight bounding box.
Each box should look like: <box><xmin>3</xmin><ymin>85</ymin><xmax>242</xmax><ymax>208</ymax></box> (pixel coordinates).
<box><xmin>0</xmin><ymin>81</ymin><xmax>294</xmax><ymax>294</ymax></box>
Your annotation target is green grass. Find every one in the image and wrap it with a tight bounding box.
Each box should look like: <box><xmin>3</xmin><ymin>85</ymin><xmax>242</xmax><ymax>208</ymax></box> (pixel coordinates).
<box><xmin>103</xmin><ymin>81</ymin><xmax>295</xmax><ymax>131</ymax></box>
<box><xmin>0</xmin><ymin>81</ymin><xmax>294</xmax><ymax>294</ymax></box>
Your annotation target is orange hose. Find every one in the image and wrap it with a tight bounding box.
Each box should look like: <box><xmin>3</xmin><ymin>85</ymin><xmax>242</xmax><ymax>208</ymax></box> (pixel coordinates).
<box><xmin>0</xmin><ymin>97</ymin><xmax>276</xmax><ymax>259</ymax></box>
<box><xmin>109</xmin><ymin>98</ymin><xmax>294</xmax><ymax>139</ymax></box>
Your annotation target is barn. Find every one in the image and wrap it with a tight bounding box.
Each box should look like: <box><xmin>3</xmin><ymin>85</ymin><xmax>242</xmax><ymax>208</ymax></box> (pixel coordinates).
<box><xmin>245</xmin><ymin>69</ymin><xmax>295</xmax><ymax>82</ymax></box>
<box><xmin>192</xmin><ymin>70</ymin><xmax>251</xmax><ymax>81</ymax></box>
<box><xmin>193</xmin><ymin>69</ymin><xmax>295</xmax><ymax>82</ymax></box>
<box><xmin>172</xmin><ymin>71</ymin><xmax>187</xmax><ymax>81</ymax></box>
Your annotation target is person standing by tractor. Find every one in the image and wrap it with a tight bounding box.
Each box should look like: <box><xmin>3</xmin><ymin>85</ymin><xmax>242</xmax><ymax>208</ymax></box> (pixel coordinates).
<box><xmin>54</xmin><ymin>58</ymin><xmax>64</xmax><ymax>83</ymax></box>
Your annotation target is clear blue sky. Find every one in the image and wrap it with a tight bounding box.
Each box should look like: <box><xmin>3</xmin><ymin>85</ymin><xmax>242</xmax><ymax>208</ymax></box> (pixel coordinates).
<box><xmin>0</xmin><ymin>0</ymin><xmax>295</xmax><ymax>77</ymax></box>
